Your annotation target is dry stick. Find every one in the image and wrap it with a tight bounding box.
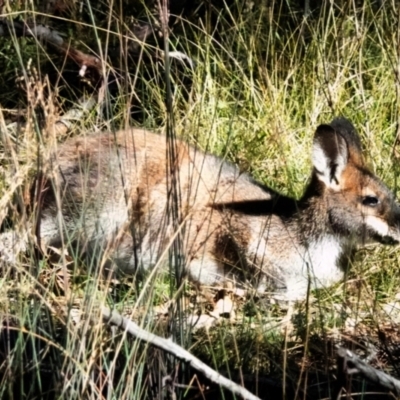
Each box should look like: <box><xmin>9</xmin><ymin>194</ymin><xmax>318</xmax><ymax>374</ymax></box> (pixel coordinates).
<box><xmin>3</xmin><ymin>96</ymin><xmax>97</xmax><ymax>138</ymax></box>
<box><xmin>0</xmin><ymin>19</ymin><xmax>195</xmax><ymax>74</ymax></box>
<box><xmin>54</xmin><ymin>97</ymin><xmax>97</xmax><ymax>132</ymax></box>
<box><xmin>0</xmin><ymin>19</ymin><xmax>102</xmax><ymax>75</ymax></box>
<box><xmin>337</xmin><ymin>347</ymin><xmax>400</xmax><ymax>396</ymax></box>
<box><xmin>101</xmin><ymin>307</ymin><xmax>262</xmax><ymax>400</ymax></box>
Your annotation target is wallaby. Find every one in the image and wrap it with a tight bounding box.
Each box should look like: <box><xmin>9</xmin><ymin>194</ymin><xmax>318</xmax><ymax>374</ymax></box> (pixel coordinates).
<box><xmin>1</xmin><ymin>118</ymin><xmax>400</xmax><ymax>301</ymax></box>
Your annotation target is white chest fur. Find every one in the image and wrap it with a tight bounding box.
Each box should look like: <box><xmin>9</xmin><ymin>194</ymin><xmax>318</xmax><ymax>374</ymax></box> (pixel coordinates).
<box><xmin>279</xmin><ymin>236</ymin><xmax>346</xmax><ymax>301</ymax></box>
<box><xmin>305</xmin><ymin>236</ymin><xmax>345</xmax><ymax>287</ymax></box>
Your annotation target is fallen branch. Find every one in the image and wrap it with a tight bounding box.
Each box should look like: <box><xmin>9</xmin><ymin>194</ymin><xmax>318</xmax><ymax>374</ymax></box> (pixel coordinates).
<box><xmin>0</xmin><ymin>18</ymin><xmax>195</xmax><ymax>74</ymax></box>
<box><xmin>0</xmin><ymin>19</ymin><xmax>102</xmax><ymax>77</ymax></box>
<box><xmin>53</xmin><ymin>96</ymin><xmax>97</xmax><ymax>133</ymax></box>
<box><xmin>101</xmin><ymin>306</ymin><xmax>261</xmax><ymax>400</ymax></box>
<box><xmin>3</xmin><ymin>96</ymin><xmax>97</xmax><ymax>138</ymax></box>
<box><xmin>336</xmin><ymin>347</ymin><xmax>400</xmax><ymax>397</ymax></box>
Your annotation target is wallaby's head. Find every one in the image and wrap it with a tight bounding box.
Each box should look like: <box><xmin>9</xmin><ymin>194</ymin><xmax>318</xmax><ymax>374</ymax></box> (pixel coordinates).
<box><xmin>306</xmin><ymin>117</ymin><xmax>400</xmax><ymax>245</ymax></box>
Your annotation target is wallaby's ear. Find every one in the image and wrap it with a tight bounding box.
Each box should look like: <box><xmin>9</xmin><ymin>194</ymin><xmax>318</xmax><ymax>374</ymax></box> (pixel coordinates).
<box><xmin>312</xmin><ymin>124</ymin><xmax>348</xmax><ymax>189</ymax></box>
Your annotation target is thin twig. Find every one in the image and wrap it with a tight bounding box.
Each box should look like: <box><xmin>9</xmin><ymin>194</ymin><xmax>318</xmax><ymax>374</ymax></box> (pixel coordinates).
<box><xmin>337</xmin><ymin>347</ymin><xmax>400</xmax><ymax>396</ymax></box>
<box><xmin>101</xmin><ymin>307</ymin><xmax>262</xmax><ymax>400</ymax></box>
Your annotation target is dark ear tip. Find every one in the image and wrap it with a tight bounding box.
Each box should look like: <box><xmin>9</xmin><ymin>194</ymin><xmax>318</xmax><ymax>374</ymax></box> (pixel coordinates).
<box><xmin>329</xmin><ymin>117</ymin><xmax>362</xmax><ymax>151</ymax></box>
<box><xmin>315</xmin><ymin>124</ymin><xmax>336</xmax><ymax>139</ymax></box>
<box><xmin>330</xmin><ymin>117</ymin><xmax>355</xmax><ymax>128</ymax></box>
<box><xmin>329</xmin><ymin>117</ymin><xmax>358</xmax><ymax>136</ymax></box>
<box><xmin>316</xmin><ymin>124</ymin><xmax>334</xmax><ymax>132</ymax></box>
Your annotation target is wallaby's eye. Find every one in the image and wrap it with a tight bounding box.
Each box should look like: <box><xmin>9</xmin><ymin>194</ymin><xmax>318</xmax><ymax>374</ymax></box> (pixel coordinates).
<box><xmin>362</xmin><ymin>195</ymin><xmax>380</xmax><ymax>207</ymax></box>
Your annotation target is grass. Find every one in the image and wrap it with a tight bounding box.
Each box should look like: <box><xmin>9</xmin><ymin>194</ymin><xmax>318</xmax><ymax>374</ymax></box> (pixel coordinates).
<box><xmin>1</xmin><ymin>0</ymin><xmax>400</xmax><ymax>399</ymax></box>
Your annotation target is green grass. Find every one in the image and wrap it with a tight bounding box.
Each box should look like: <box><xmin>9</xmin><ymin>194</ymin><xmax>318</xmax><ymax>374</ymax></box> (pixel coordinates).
<box><xmin>1</xmin><ymin>1</ymin><xmax>400</xmax><ymax>399</ymax></box>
